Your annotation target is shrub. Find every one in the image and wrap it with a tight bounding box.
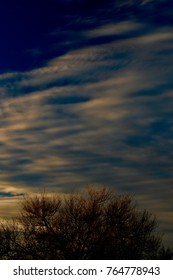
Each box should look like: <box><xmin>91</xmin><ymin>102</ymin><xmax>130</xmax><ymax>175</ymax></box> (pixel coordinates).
<box><xmin>0</xmin><ymin>187</ymin><xmax>172</xmax><ymax>259</ymax></box>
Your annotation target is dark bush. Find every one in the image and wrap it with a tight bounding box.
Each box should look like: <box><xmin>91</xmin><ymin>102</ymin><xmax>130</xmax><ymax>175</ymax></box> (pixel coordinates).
<box><xmin>0</xmin><ymin>187</ymin><xmax>172</xmax><ymax>259</ymax></box>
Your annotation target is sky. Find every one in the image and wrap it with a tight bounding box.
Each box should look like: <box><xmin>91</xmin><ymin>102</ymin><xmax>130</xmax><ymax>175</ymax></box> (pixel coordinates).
<box><xmin>0</xmin><ymin>0</ymin><xmax>173</xmax><ymax>246</ymax></box>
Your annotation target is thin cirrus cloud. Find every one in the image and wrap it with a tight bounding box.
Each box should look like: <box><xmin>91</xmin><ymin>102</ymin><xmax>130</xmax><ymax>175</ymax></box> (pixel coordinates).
<box><xmin>0</xmin><ymin>18</ymin><xmax>173</xmax><ymax>244</ymax></box>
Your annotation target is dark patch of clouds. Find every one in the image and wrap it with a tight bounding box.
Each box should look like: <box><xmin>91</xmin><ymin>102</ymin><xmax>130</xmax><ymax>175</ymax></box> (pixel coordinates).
<box><xmin>45</xmin><ymin>95</ymin><xmax>90</xmax><ymax>105</ymax></box>
<box><xmin>0</xmin><ymin>192</ymin><xmax>24</xmax><ymax>197</ymax></box>
<box><xmin>8</xmin><ymin>173</ymin><xmax>47</xmax><ymax>187</ymax></box>
<box><xmin>132</xmin><ymin>84</ymin><xmax>173</xmax><ymax>98</ymax></box>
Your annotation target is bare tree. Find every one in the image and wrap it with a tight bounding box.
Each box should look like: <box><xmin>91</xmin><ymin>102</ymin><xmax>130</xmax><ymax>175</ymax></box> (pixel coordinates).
<box><xmin>0</xmin><ymin>187</ymin><xmax>172</xmax><ymax>259</ymax></box>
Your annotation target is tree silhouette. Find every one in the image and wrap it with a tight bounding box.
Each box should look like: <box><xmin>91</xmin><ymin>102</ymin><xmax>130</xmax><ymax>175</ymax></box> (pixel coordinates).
<box><xmin>0</xmin><ymin>187</ymin><xmax>172</xmax><ymax>259</ymax></box>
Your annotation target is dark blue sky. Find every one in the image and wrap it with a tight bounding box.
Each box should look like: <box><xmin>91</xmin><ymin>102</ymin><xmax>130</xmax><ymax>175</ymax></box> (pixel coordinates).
<box><xmin>1</xmin><ymin>0</ymin><xmax>173</xmax><ymax>72</ymax></box>
<box><xmin>0</xmin><ymin>0</ymin><xmax>116</xmax><ymax>72</ymax></box>
<box><xmin>0</xmin><ymin>0</ymin><xmax>173</xmax><ymax>246</ymax></box>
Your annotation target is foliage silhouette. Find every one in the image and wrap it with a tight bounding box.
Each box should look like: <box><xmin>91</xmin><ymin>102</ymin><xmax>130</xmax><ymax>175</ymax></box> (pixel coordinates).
<box><xmin>0</xmin><ymin>187</ymin><xmax>172</xmax><ymax>259</ymax></box>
